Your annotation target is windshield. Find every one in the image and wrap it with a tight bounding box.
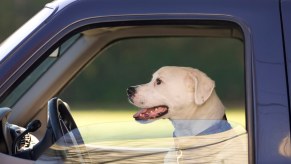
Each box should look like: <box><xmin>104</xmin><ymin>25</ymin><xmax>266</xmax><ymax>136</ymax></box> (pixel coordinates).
<box><xmin>0</xmin><ymin>7</ymin><xmax>55</xmax><ymax>63</ymax></box>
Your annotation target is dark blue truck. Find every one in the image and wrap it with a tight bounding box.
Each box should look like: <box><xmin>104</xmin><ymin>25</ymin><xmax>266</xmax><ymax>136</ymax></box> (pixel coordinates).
<box><xmin>0</xmin><ymin>0</ymin><xmax>291</xmax><ymax>163</ymax></box>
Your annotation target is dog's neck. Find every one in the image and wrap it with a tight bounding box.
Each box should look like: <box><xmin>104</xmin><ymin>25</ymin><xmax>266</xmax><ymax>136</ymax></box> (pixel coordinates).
<box><xmin>170</xmin><ymin>91</ymin><xmax>228</xmax><ymax>137</ymax></box>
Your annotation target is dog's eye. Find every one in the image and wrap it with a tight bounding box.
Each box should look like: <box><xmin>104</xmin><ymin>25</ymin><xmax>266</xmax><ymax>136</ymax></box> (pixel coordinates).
<box><xmin>156</xmin><ymin>78</ymin><xmax>162</xmax><ymax>85</ymax></box>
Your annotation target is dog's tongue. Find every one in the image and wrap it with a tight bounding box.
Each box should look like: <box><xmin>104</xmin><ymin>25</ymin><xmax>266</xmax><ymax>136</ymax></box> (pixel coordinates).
<box><xmin>133</xmin><ymin>106</ymin><xmax>168</xmax><ymax>120</ymax></box>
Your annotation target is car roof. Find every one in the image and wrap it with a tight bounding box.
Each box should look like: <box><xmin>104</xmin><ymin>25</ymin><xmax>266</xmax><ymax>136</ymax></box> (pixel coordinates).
<box><xmin>0</xmin><ymin>0</ymin><xmax>278</xmax><ymax>99</ymax></box>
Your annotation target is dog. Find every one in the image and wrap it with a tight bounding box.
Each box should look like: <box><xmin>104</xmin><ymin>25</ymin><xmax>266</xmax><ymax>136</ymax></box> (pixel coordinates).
<box><xmin>127</xmin><ymin>66</ymin><xmax>247</xmax><ymax>163</ymax></box>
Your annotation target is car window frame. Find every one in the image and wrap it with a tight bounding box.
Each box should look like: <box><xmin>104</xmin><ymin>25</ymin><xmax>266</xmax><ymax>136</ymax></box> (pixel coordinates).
<box><xmin>0</xmin><ymin>7</ymin><xmax>56</xmax><ymax>63</ymax></box>
<box><xmin>4</xmin><ymin>19</ymin><xmax>253</xmax><ymax>163</ymax></box>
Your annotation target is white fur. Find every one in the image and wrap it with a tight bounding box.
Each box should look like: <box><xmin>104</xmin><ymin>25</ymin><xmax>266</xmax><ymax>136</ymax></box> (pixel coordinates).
<box><xmin>130</xmin><ymin>66</ymin><xmax>225</xmax><ymax>134</ymax></box>
<box><xmin>129</xmin><ymin>66</ymin><xmax>248</xmax><ymax>163</ymax></box>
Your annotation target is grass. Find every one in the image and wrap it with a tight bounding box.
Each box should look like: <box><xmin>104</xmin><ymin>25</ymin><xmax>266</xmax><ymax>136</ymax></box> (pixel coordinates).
<box><xmin>71</xmin><ymin>109</ymin><xmax>136</xmax><ymax>126</ymax></box>
<box><xmin>71</xmin><ymin>108</ymin><xmax>245</xmax><ymax>127</ymax></box>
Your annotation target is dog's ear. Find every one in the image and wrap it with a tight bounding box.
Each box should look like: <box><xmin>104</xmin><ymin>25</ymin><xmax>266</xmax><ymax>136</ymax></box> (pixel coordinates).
<box><xmin>189</xmin><ymin>69</ymin><xmax>215</xmax><ymax>105</ymax></box>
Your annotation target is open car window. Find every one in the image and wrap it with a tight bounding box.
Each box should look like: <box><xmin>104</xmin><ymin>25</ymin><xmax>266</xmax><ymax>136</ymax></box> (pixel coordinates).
<box><xmin>54</xmin><ymin>23</ymin><xmax>247</xmax><ymax>163</ymax></box>
<box><xmin>1</xmin><ymin>23</ymin><xmax>248</xmax><ymax>163</ymax></box>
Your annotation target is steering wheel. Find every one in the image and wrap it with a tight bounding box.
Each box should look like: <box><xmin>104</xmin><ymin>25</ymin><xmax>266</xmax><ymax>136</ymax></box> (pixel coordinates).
<box><xmin>30</xmin><ymin>97</ymin><xmax>84</xmax><ymax>160</ymax></box>
<box><xmin>48</xmin><ymin>97</ymin><xmax>79</xmax><ymax>141</ymax></box>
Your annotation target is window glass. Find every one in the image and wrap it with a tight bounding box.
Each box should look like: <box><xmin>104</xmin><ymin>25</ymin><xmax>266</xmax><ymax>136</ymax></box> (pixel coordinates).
<box><xmin>0</xmin><ymin>57</ymin><xmax>56</xmax><ymax>107</ymax></box>
<box><xmin>0</xmin><ymin>34</ymin><xmax>81</xmax><ymax>107</ymax></box>
<box><xmin>56</xmin><ymin>32</ymin><xmax>247</xmax><ymax>163</ymax></box>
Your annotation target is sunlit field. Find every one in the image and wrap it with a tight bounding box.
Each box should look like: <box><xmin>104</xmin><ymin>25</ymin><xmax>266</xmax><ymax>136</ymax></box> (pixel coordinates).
<box><xmin>71</xmin><ymin>108</ymin><xmax>245</xmax><ymax>127</ymax></box>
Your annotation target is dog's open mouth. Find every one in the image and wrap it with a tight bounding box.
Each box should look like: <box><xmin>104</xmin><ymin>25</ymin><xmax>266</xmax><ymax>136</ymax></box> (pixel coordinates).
<box><xmin>133</xmin><ymin>105</ymin><xmax>168</xmax><ymax>120</ymax></box>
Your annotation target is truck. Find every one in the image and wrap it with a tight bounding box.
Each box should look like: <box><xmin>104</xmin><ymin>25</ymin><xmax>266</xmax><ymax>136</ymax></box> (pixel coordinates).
<box><xmin>0</xmin><ymin>0</ymin><xmax>291</xmax><ymax>163</ymax></box>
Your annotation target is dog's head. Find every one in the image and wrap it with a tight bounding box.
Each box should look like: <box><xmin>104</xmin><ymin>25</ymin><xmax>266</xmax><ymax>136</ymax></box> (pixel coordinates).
<box><xmin>127</xmin><ymin>66</ymin><xmax>215</xmax><ymax>123</ymax></box>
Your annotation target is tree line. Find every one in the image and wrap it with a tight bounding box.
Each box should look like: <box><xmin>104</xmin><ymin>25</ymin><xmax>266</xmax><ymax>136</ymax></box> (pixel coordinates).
<box><xmin>0</xmin><ymin>0</ymin><xmax>50</xmax><ymax>42</ymax></box>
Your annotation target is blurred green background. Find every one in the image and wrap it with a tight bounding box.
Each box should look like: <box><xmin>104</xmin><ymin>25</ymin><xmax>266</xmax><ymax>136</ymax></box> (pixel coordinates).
<box><xmin>0</xmin><ymin>0</ymin><xmax>51</xmax><ymax>42</ymax></box>
<box><xmin>59</xmin><ymin>37</ymin><xmax>244</xmax><ymax>106</ymax></box>
<box><xmin>58</xmin><ymin>37</ymin><xmax>245</xmax><ymax>126</ymax></box>
<box><xmin>1</xmin><ymin>1</ymin><xmax>246</xmax><ymax>127</ymax></box>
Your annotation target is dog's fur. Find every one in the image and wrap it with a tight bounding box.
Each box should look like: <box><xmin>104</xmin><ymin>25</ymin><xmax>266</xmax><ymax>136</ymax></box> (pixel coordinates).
<box><xmin>127</xmin><ymin>66</ymin><xmax>225</xmax><ymax>134</ymax></box>
<box><xmin>127</xmin><ymin>66</ymin><xmax>247</xmax><ymax>163</ymax></box>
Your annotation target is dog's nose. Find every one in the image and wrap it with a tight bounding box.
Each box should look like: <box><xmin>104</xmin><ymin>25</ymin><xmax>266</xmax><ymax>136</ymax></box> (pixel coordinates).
<box><xmin>127</xmin><ymin>86</ymin><xmax>136</xmax><ymax>97</ymax></box>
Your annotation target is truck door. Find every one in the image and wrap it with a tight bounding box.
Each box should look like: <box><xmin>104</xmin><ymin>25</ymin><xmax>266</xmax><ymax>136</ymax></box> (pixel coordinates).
<box><xmin>281</xmin><ymin>0</ymin><xmax>291</xmax><ymax>132</ymax></box>
<box><xmin>280</xmin><ymin>0</ymin><xmax>291</xmax><ymax>160</ymax></box>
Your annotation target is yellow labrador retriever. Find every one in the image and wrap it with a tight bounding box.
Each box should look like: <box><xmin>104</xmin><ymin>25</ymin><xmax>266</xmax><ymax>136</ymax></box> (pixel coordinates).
<box><xmin>127</xmin><ymin>66</ymin><xmax>247</xmax><ymax>163</ymax></box>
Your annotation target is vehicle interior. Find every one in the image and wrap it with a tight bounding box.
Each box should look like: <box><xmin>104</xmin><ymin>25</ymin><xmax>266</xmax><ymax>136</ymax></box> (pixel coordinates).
<box><xmin>0</xmin><ymin>22</ymin><xmax>247</xmax><ymax>163</ymax></box>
